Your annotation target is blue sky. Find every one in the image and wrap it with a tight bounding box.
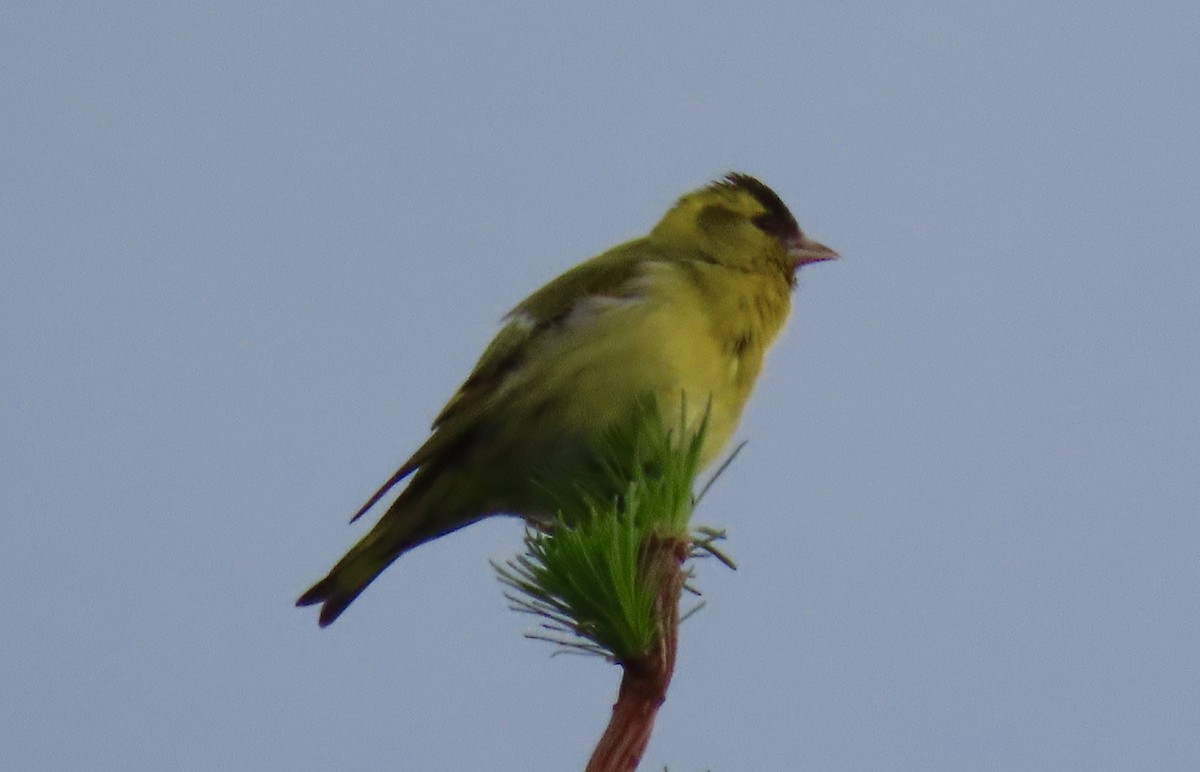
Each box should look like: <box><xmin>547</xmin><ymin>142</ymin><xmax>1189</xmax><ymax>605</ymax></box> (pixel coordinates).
<box><xmin>3</xmin><ymin>3</ymin><xmax>1198</xmax><ymax>770</ymax></box>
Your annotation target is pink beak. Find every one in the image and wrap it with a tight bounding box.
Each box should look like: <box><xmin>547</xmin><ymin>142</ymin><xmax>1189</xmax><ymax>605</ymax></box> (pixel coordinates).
<box><xmin>787</xmin><ymin>234</ymin><xmax>839</xmax><ymax>268</ymax></box>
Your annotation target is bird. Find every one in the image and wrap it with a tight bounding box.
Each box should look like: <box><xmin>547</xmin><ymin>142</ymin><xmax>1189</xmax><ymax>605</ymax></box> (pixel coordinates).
<box><xmin>298</xmin><ymin>173</ymin><xmax>837</xmax><ymax>626</ymax></box>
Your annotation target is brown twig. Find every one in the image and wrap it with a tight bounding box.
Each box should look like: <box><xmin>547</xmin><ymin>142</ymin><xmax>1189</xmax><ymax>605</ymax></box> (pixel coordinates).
<box><xmin>586</xmin><ymin>536</ymin><xmax>689</xmax><ymax>772</ymax></box>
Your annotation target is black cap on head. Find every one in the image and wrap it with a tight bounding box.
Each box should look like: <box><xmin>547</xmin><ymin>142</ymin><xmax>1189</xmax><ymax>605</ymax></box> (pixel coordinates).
<box><xmin>712</xmin><ymin>173</ymin><xmax>800</xmax><ymax>242</ymax></box>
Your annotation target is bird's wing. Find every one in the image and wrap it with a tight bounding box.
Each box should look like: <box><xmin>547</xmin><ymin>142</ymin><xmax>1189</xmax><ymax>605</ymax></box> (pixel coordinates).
<box><xmin>349</xmin><ymin>240</ymin><xmax>657</xmax><ymax>522</ymax></box>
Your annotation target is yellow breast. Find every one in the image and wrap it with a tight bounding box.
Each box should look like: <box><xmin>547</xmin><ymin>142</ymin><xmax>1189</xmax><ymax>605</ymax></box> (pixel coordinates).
<box><xmin>527</xmin><ymin>259</ymin><xmax>791</xmax><ymax>470</ymax></box>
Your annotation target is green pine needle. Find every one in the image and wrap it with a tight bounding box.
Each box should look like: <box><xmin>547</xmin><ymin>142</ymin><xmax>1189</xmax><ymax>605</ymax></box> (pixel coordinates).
<box><xmin>494</xmin><ymin>397</ymin><xmax>734</xmax><ymax>662</ymax></box>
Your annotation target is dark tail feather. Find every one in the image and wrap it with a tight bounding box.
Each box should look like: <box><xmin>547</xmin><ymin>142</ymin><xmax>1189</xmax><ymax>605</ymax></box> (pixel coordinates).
<box><xmin>299</xmin><ymin>473</ymin><xmax>479</xmax><ymax>626</ymax></box>
<box><xmin>296</xmin><ymin>571</ymin><xmax>381</xmax><ymax>627</ymax></box>
<box><xmin>297</xmin><ymin>528</ymin><xmax>402</xmax><ymax>627</ymax></box>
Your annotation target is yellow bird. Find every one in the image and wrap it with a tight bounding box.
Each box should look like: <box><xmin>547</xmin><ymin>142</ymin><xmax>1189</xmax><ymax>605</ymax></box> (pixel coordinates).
<box><xmin>298</xmin><ymin>173</ymin><xmax>837</xmax><ymax>626</ymax></box>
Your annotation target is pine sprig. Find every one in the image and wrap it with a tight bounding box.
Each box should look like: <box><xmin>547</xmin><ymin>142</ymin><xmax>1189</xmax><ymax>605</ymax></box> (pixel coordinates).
<box><xmin>493</xmin><ymin>398</ymin><xmax>721</xmax><ymax>663</ymax></box>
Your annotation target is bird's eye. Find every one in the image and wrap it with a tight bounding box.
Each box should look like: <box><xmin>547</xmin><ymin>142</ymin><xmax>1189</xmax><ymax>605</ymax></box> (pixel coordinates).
<box><xmin>751</xmin><ymin>211</ymin><xmax>795</xmax><ymax>242</ymax></box>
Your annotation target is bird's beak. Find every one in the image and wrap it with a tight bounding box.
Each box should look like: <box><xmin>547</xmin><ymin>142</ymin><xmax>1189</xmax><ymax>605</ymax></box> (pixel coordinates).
<box><xmin>787</xmin><ymin>234</ymin><xmax>839</xmax><ymax>268</ymax></box>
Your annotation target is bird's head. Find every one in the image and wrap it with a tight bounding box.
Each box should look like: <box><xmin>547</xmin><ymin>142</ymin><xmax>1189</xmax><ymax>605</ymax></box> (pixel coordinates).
<box><xmin>651</xmin><ymin>173</ymin><xmax>837</xmax><ymax>283</ymax></box>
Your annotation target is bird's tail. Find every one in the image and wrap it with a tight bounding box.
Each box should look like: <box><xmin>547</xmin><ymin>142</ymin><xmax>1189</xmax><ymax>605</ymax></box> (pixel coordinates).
<box><xmin>297</xmin><ymin>491</ymin><xmax>451</xmax><ymax>626</ymax></box>
<box><xmin>296</xmin><ymin>531</ymin><xmax>398</xmax><ymax>627</ymax></box>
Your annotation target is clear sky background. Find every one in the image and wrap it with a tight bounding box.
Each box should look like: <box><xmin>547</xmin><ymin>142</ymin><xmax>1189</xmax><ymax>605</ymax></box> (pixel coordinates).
<box><xmin>3</xmin><ymin>3</ymin><xmax>1198</xmax><ymax>770</ymax></box>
